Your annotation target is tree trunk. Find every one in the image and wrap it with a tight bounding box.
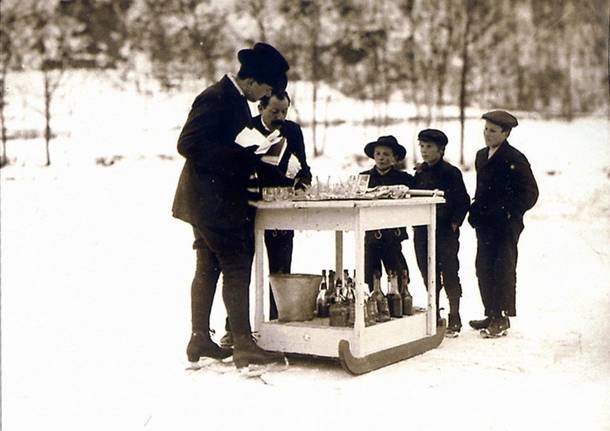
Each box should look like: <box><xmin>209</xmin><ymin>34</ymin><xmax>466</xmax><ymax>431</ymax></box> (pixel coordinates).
<box><xmin>458</xmin><ymin>2</ymin><xmax>473</xmax><ymax>168</ymax></box>
<box><xmin>43</xmin><ymin>70</ymin><xmax>52</xmax><ymax>166</ymax></box>
<box><xmin>0</xmin><ymin>67</ymin><xmax>7</xmax><ymax>167</ymax></box>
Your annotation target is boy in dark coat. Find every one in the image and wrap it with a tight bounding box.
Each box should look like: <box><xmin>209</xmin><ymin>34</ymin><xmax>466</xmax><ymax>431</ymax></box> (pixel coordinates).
<box><xmin>412</xmin><ymin>129</ymin><xmax>470</xmax><ymax>337</ymax></box>
<box><xmin>468</xmin><ymin>110</ymin><xmax>538</xmax><ymax>338</ymax></box>
<box><xmin>360</xmin><ymin>135</ymin><xmax>414</xmax><ymax>289</ymax></box>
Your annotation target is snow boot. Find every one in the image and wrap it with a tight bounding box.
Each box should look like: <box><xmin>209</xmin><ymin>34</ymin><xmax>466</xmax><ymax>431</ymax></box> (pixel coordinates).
<box><xmin>469</xmin><ymin>316</ymin><xmax>491</xmax><ymax>330</ymax></box>
<box><xmin>220</xmin><ymin>331</ymin><xmax>234</xmax><ymax>348</ymax></box>
<box><xmin>187</xmin><ymin>331</ymin><xmax>233</xmax><ymax>362</ymax></box>
<box><xmin>480</xmin><ymin>316</ymin><xmax>510</xmax><ymax>338</ymax></box>
<box><xmin>446</xmin><ymin>313</ymin><xmax>462</xmax><ymax>338</ymax></box>
<box><xmin>233</xmin><ymin>334</ymin><xmax>285</xmax><ymax>369</ymax></box>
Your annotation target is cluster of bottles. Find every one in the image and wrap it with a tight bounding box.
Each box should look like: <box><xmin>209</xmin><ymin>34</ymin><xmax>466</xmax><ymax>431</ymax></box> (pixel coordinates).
<box><xmin>315</xmin><ymin>268</ymin><xmax>413</xmax><ymax>327</ymax></box>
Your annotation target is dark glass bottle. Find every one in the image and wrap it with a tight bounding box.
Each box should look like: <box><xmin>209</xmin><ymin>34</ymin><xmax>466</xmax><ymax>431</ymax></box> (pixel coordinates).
<box><xmin>400</xmin><ymin>269</ymin><xmax>413</xmax><ymax>315</ymax></box>
<box><xmin>316</xmin><ymin>269</ymin><xmax>329</xmax><ymax>317</ymax></box>
<box><xmin>386</xmin><ymin>270</ymin><xmax>403</xmax><ymax>318</ymax></box>
<box><xmin>371</xmin><ymin>271</ymin><xmax>390</xmax><ymax>322</ymax></box>
<box><xmin>324</xmin><ymin>270</ymin><xmax>336</xmax><ymax>306</ymax></box>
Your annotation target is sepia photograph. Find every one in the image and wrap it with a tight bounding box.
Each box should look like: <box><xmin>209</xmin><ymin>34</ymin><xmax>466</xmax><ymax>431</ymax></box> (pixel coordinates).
<box><xmin>1</xmin><ymin>1</ymin><xmax>609</xmax><ymax>430</ymax></box>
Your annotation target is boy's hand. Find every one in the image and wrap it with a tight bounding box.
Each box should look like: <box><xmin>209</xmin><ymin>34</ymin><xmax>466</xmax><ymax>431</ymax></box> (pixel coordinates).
<box><xmin>451</xmin><ymin>223</ymin><xmax>459</xmax><ymax>232</ymax></box>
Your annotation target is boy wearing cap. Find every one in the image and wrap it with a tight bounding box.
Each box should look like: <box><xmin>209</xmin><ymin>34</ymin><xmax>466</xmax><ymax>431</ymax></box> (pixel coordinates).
<box><xmin>412</xmin><ymin>129</ymin><xmax>470</xmax><ymax>337</ymax></box>
<box><xmin>360</xmin><ymin>135</ymin><xmax>413</xmax><ymax>289</ymax></box>
<box><xmin>468</xmin><ymin>110</ymin><xmax>539</xmax><ymax>338</ymax></box>
<box><xmin>172</xmin><ymin>42</ymin><xmax>290</xmax><ymax>368</ymax></box>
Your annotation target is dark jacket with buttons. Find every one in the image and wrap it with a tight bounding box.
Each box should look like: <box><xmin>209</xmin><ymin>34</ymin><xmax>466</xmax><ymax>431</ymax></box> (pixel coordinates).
<box><xmin>360</xmin><ymin>166</ymin><xmax>414</xmax><ymax>241</ymax></box>
<box><xmin>468</xmin><ymin>141</ymin><xmax>538</xmax><ymax>228</ymax></box>
<box><xmin>251</xmin><ymin>115</ymin><xmax>311</xmax><ymax>187</ymax></box>
<box><xmin>172</xmin><ymin>75</ymin><xmax>261</xmax><ymax>229</ymax></box>
<box><xmin>413</xmin><ymin>158</ymin><xmax>470</xmax><ymax>230</ymax></box>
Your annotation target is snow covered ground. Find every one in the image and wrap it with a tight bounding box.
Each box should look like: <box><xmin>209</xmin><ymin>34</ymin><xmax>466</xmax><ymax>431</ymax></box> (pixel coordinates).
<box><xmin>1</xmin><ymin>73</ymin><xmax>609</xmax><ymax>430</ymax></box>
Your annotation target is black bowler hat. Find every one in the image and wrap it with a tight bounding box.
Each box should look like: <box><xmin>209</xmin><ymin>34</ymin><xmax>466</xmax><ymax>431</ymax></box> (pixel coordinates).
<box><xmin>238</xmin><ymin>43</ymin><xmax>289</xmax><ymax>91</ymax></box>
<box><xmin>418</xmin><ymin>129</ymin><xmax>448</xmax><ymax>146</ymax></box>
<box><xmin>364</xmin><ymin>135</ymin><xmax>406</xmax><ymax>161</ymax></box>
<box><xmin>482</xmin><ymin>110</ymin><xmax>518</xmax><ymax>129</ymax></box>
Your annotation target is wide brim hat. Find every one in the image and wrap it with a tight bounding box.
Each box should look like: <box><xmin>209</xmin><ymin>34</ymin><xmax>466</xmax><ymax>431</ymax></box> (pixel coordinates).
<box><xmin>364</xmin><ymin>135</ymin><xmax>406</xmax><ymax>161</ymax></box>
<box><xmin>482</xmin><ymin>110</ymin><xmax>518</xmax><ymax>129</ymax></box>
<box><xmin>238</xmin><ymin>42</ymin><xmax>289</xmax><ymax>91</ymax></box>
<box><xmin>418</xmin><ymin>128</ymin><xmax>448</xmax><ymax>146</ymax></box>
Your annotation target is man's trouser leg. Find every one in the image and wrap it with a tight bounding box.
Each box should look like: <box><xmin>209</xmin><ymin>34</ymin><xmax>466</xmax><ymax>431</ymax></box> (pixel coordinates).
<box><xmin>195</xmin><ymin>223</ymin><xmax>254</xmax><ymax>337</ymax></box>
<box><xmin>438</xmin><ymin>228</ymin><xmax>462</xmax><ymax>314</ymax></box>
<box><xmin>364</xmin><ymin>239</ymin><xmax>383</xmax><ymax>291</ymax></box>
<box><xmin>413</xmin><ymin>227</ymin><xmax>442</xmax><ymax>318</ymax></box>
<box><xmin>191</xmin><ymin>228</ymin><xmax>221</xmax><ymax>333</ymax></box>
<box><xmin>265</xmin><ymin>230</ymin><xmax>294</xmax><ymax>320</ymax></box>
<box><xmin>476</xmin><ymin>226</ymin><xmax>500</xmax><ymax>317</ymax></box>
<box><xmin>493</xmin><ymin>220</ymin><xmax>523</xmax><ymax>317</ymax></box>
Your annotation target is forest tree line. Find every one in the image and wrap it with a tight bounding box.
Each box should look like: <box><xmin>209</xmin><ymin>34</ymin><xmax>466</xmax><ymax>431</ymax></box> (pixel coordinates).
<box><xmin>1</xmin><ymin>0</ymin><xmax>608</xmax><ymax>166</ymax></box>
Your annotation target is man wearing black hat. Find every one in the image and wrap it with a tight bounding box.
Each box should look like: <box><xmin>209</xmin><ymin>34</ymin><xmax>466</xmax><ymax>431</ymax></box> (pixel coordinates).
<box><xmin>468</xmin><ymin>110</ymin><xmax>539</xmax><ymax>338</ymax></box>
<box><xmin>413</xmin><ymin>129</ymin><xmax>470</xmax><ymax>337</ymax></box>
<box><xmin>360</xmin><ymin>135</ymin><xmax>413</xmax><ymax>289</ymax></box>
<box><xmin>172</xmin><ymin>42</ymin><xmax>290</xmax><ymax>368</ymax></box>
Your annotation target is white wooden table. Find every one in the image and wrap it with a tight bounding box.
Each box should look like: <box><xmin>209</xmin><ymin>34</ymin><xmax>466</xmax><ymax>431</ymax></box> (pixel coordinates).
<box><xmin>253</xmin><ymin>197</ymin><xmax>444</xmax><ymax>365</ymax></box>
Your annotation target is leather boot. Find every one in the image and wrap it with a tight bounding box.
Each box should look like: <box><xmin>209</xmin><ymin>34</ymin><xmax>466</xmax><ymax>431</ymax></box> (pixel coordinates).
<box><xmin>233</xmin><ymin>334</ymin><xmax>285</xmax><ymax>369</ymax></box>
<box><xmin>187</xmin><ymin>331</ymin><xmax>233</xmax><ymax>362</ymax></box>
<box><xmin>469</xmin><ymin>316</ymin><xmax>491</xmax><ymax>330</ymax></box>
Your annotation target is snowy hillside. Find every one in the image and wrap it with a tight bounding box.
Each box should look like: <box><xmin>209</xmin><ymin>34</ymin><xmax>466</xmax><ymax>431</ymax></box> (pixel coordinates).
<box><xmin>1</xmin><ymin>72</ymin><xmax>609</xmax><ymax>430</ymax></box>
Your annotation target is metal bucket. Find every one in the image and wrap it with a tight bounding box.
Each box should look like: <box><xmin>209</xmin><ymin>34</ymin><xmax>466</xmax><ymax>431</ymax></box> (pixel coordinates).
<box><xmin>269</xmin><ymin>273</ymin><xmax>322</xmax><ymax>322</ymax></box>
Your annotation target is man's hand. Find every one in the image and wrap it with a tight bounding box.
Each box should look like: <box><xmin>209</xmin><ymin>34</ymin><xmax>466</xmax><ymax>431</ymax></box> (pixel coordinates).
<box><xmin>294</xmin><ymin>177</ymin><xmax>309</xmax><ymax>191</ymax></box>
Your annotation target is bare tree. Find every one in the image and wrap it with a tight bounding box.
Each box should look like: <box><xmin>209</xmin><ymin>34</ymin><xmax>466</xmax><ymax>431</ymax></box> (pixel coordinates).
<box><xmin>0</xmin><ymin>2</ymin><xmax>20</xmax><ymax>167</ymax></box>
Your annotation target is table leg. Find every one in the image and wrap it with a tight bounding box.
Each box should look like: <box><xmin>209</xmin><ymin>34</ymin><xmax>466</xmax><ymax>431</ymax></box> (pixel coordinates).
<box><xmin>335</xmin><ymin>230</ymin><xmax>343</xmax><ymax>276</ymax></box>
<box><xmin>427</xmin><ymin>206</ymin><xmax>437</xmax><ymax>335</ymax></box>
<box><xmin>353</xmin><ymin>225</ymin><xmax>365</xmax><ymax>357</ymax></box>
<box><xmin>254</xmin><ymin>228</ymin><xmax>265</xmax><ymax>332</ymax></box>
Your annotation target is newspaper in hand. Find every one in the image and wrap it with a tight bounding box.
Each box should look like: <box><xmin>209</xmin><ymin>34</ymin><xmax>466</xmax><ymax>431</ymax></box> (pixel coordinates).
<box><xmin>235</xmin><ymin>127</ymin><xmax>286</xmax><ymax>166</ymax></box>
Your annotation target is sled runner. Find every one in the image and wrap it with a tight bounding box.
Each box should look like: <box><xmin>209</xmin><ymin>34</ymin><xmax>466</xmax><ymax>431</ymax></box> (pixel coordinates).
<box><xmin>338</xmin><ymin>319</ymin><xmax>446</xmax><ymax>375</ymax></box>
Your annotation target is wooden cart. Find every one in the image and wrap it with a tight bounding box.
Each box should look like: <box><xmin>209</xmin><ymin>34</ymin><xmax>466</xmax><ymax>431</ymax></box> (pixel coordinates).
<box><xmin>253</xmin><ymin>197</ymin><xmax>446</xmax><ymax>375</ymax></box>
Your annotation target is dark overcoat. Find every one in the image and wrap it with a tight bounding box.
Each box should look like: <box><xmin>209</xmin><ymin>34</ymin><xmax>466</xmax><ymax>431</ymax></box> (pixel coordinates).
<box><xmin>413</xmin><ymin>159</ymin><xmax>470</xmax><ymax>230</ymax></box>
<box><xmin>468</xmin><ymin>141</ymin><xmax>538</xmax><ymax>228</ymax></box>
<box><xmin>251</xmin><ymin>115</ymin><xmax>311</xmax><ymax>187</ymax></box>
<box><xmin>172</xmin><ymin>76</ymin><xmax>260</xmax><ymax>229</ymax></box>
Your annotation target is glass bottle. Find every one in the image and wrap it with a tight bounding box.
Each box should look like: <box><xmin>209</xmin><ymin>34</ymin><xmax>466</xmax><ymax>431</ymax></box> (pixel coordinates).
<box><xmin>400</xmin><ymin>269</ymin><xmax>413</xmax><ymax>315</ymax></box>
<box><xmin>325</xmin><ymin>270</ymin><xmax>336</xmax><ymax>305</ymax></box>
<box><xmin>316</xmin><ymin>269</ymin><xmax>329</xmax><ymax>317</ymax></box>
<box><xmin>371</xmin><ymin>271</ymin><xmax>390</xmax><ymax>322</ymax></box>
<box><xmin>386</xmin><ymin>270</ymin><xmax>403</xmax><ymax>318</ymax></box>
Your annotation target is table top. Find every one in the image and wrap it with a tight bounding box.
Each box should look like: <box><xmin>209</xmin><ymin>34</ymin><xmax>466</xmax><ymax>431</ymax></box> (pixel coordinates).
<box><xmin>254</xmin><ymin>196</ymin><xmax>445</xmax><ymax>210</ymax></box>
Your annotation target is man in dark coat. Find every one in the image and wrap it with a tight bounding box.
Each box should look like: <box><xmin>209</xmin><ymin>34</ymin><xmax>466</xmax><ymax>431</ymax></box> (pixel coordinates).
<box><xmin>172</xmin><ymin>42</ymin><xmax>290</xmax><ymax>368</ymax></box>
<box><xmin>219</xmin><ymin>90</ymin><xmax>311</xmax><ymax>347</ymax></box>
<box><xmin>467</xmin><ymin>110</ymin><xmax>539</xmax><ymax>338</ymax></box>
<box><xmin>254</xmin><ymin>91</ymin><xmax>311</xmax><ymax>314</ymax></box>
<box><xmin>412</xmin><ymin>129</ymin><xmax>470</xmax><ymax>337</ymax></box>
<box><xmin>360</xmin><ymin>135</ymin><xmax>414</xmax><ymax>289</ymax></box>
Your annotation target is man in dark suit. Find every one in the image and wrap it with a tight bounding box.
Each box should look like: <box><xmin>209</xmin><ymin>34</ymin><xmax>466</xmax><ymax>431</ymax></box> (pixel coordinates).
<box><xmin>172</xmin><ymin>42</ymin><xmax>289</xmax><ymax>368</ymax></box>
<box><xmin>219</xmin><ymin>90</ymin><xmax>311</xmax><ymax>347</ymax></box>
<box><xmin>467</xmin><ymin>110</ymin><xmax>539</xmax><ymax>338</ymax></box>
<box><xmin>253</xmin><ymin>91</ymin><xmax>311</xmax><ymax>317</ymax></box>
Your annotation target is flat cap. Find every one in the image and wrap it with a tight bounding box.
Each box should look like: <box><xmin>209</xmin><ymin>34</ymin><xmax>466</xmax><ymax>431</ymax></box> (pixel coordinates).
<box><xmin>482</xmin><ymin>110</ymin><xmax>518</xmax><ymax>128</ymax></box>
<box><xmin>418</xmin><ymin>128</ymin><xmax>448</xmax><ymax>146</ymax></box>
<box><xmin>364</xmin><ymin>135</ymin><xmax>406</xmax><ymax>161</ymax></box>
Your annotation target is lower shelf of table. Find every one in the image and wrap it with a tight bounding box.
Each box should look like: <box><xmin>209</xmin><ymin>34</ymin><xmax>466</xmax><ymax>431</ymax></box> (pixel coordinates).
<box><xmin>257</xmin><ymin>308</ymin><xmax>432</xmax><ymax>358</ymax></box>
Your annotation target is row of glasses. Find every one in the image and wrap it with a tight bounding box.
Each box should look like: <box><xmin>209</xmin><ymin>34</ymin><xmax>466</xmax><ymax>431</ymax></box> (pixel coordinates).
<box><xmin>261</xmin><ymin>186</ymin><xmax>295</xmax><ymax>202</ymax></box>
<box><xmin>261</xmin><ymin>175</ymin><xmax>371</xmax><ymax>202</ymax></box>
